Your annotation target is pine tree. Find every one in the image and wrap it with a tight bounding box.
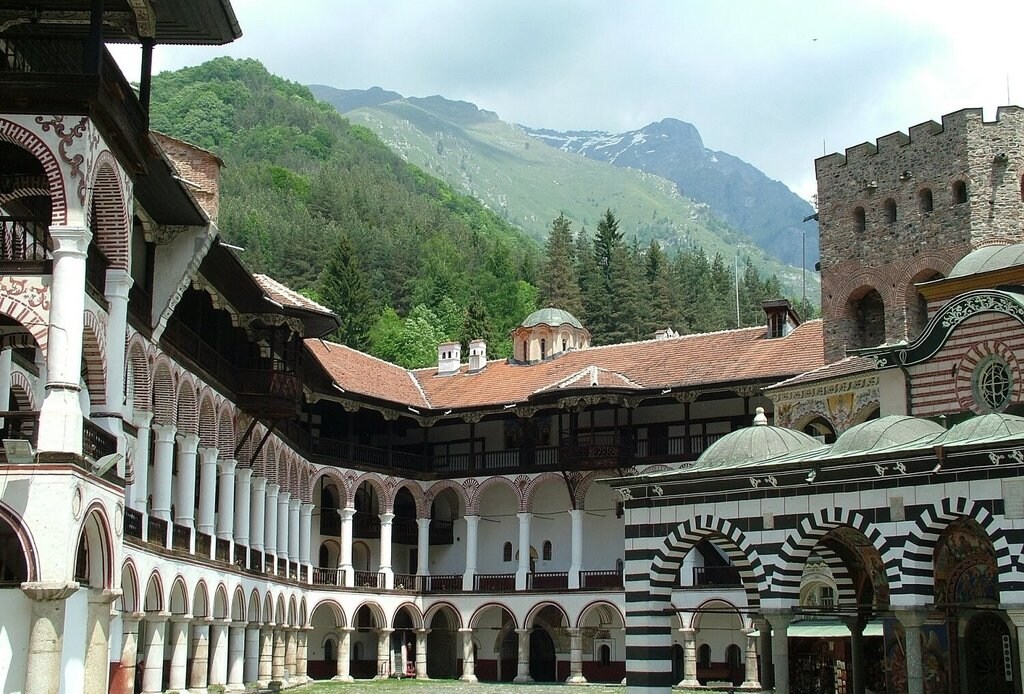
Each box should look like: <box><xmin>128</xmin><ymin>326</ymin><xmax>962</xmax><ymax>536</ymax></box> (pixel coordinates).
<box><xmin>538</xmin><ymin>213</ymin><xmax>583</xmax><ymax>316</ymax></box>
<box><xmin>646</xmin><ymin>240</ymin><xmax>683</xmax><ymax>333</ymax></box>
<box><xmin>318</xmin><ymin>231</ymin><xmax>374</xmax><ymax>350</ymax></box>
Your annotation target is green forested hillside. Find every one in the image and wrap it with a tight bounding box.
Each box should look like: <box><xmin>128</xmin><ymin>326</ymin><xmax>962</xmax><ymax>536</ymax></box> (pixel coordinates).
<box><xmin>149</xmin><ymin>58</ymin><xmax>814</xmax><ymax>367</ymax></box>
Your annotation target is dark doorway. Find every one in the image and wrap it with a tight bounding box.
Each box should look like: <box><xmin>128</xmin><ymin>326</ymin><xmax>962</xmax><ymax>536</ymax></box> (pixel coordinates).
<box><xmin>529</xmin><ymin>628</ymin><xmax>556</xmax><ymax>682</ymax></box>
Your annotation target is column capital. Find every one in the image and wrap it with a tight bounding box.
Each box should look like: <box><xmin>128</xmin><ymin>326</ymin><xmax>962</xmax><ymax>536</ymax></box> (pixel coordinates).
<box><xmin>340</xmin><ymin>627</ymin><xmax>356</xmax><ymax>634</ymax></box>
<box><xmin>21</xmin><ymin>580</ymin><xmax>79</xmax><ymax>601</ymax></box>
<box><xmin>87</xmin><ymin>587</ymin><xmax>122</xmax><ymax>605</ymax></box>
<box><xmin>265</xmin><ymin>483</ymin><xmax>280</xmax><ymax>497</ymax></box>
<box><xmin>415</xmin><ymin>628</ymin><xmax>431</xmax><ymax>635</ymax></box>
<box><xmin>231</xmin><ymin>620</ymin><xmax>248</xmax><ymax>629</ymax></box>
<box><xmin>250</xmin><ymin>473</ymin><xmax>266</xmax><ymax>490</ymax></box>
<box><xmin>380</xmin><ymin>512</ymin><xmax>395</xmax><ymax>524</ymax></box>
<box><xmin>289</xmin><ymin>497</ymin><xmax>301</xmax><ymax>511</ymax></box>
<box><xmin>124</xmin><ymin>611</ymin><xmax>146</xmax><ymax>624</ymax></box>
<box><xmin>895</xmin><ymin>607</ymin><xmax>930</xmax><ymax>628</ymax></box>
<box><xmin>133</xmin><ymin>410</ymin><xmax>154</xmax><ymax>428</ymax></box>
<box><xmin>339</xmin><ymin>507</ymin><xmax>356</xmax><ymax>520</ymax></box>
<box><xmin>762</xmin><ymin>609</ymin><xmax>793</xmax><ymax>630</ymax></box>
<box><xmin>376</xmin><ymin>628</ymin><xmax>395</xmax><ymax>636</ymax></box>
<box><xmin>278</xmin><ymin>490</ymin><xmax>291</xmax><ymax>503</ymax></box>
<box><xmin>1003</xmin><ymin>606</ymin><xmax>1024</xmax><ymax>627</ymax></box>
<box><xmin>145</xmin><ymin>611</ymin><xmax>171</xmax><ymax>623</ymax></box>
<box><xmin>103</xmin><ymin>268</ymin><xmax>134</xmax><ymax>297</ymax></box>
<box><xmin>566</xmin><ymin>627</ymin><xmax>582</xmax><ymax>637</ymax></box>
<box><xmin>198</xmin><ymin>446</ymin><xmax>220</xmax><ymax>462</ymax></box>
<box><xmin>151</xmin><ymin>422</ymin><xmax>177</xmax><ymax>441</ymax></box>
<box><xmin>170</xmin><ymin>614</ymin><xmax>191</xmax><ymax>624</ymax></box>
<box><xmin>457</xmin><ymin>627</ymin><xmax>474</xmax><ymax>634</ymax></box>
<box><xmin>176</xmin><ymin>432</ymin><xmax>201</xmax><ymax>451</ymax></box>
<box><xmin>300</xmin><ymin>502</ymin><xmax>314</xmax><ymax>515</ymax></box>
<box><xmin>219</xmin><ymin>457</ymin><xmax>238</xmax><ymax>474</ymax></box>
<box><xmin>48</xmin><ymin>224</ymin><xmax>93</xmax><ymax>257</ymax></box>
<box><xmin>515</xmin><ymin>627</ymin><xmax>531</xmax><ymax>635</ymax></box>
<box><xmin>517</xmin><ymin>511</ymin><xmax>532</xmax><ymax>520</ymax></box>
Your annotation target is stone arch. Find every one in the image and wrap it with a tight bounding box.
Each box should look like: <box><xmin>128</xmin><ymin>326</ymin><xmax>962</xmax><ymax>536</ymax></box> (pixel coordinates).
<box><xmin>825</xmin><ymin>268</ymin><xmax>894</xmax><ymax>321</ymax></box>
<box><xmin>125</xmin><ymin>336</ymin><xmax>151</xmax><ymax>413</ymax></box>
<box><xmin>231</xmin><ymin>585</ymin><xmax>246</xmax><ymax>622</ymax></box>
<box><xmin>274</xmin><ymin>593</ymin><xmax>286</xmax><ymax>625</ymax></box>
<box><xmin>299</xmin><ymin>464</ymin><xmax>313</xmax><ymax>503</ymax></box>
<box><xmin>299</xmin><ymin>597</ymin><xmax>307</xmax><ymax>626</ymax></box>
<box><xmin>248</xmin><ymin>590</ymin><xmax>262</xmax><ymax>625</ymax></box>
<box><xmin>525</xmin><ymin>472</ymin><xmax>570</xmax><ymax>512</ymax></box>
<box><xmin>9</xmin><ymin>370</ymin><xmax>37</xmax><ymax>411</ymax></box>
<box><xmin>207</xmin><ymin>583</ymin><xmax>226</xmax><ymax>620</ymax></box>
<box><xmin>288</xmin><ymin>594</ymin><xmax>298</xmax><ymax>627</ymax></box>
<box><xmin>143</xmin><ymin>570</ymin><xmax>163</xmax><ymax>612</ymax></box>
<box><xmin>0</xmin><ymin>295</ymin><xmax>49</xmax><ymax>356</ymax></box>
<box><xmin>151</xmin><ymin>358</ymin><xmax>178</xmax><ymax>425</ymax></box>
<box><xmin>175</xmin><ymin>377</ymin><xmax>199</xmax><ymax>437</ymax></box>
<box><xmin>119</xmin><ymin>558</ymin><xmax>140</xmax><ymax>613</ymax></box>
<box><xmin>576</xmin><ymin>599</ymin><xmax>625</xmax><ymax>630</ymax></box>
<box><xmin>468</xmin><ymin>475</ymin><xmax>520</xmax><ymax>515</ymax></box>
<box><xmin>80</xmin><ymin>310</ymin><xmax>106</xmax><ymax>406</ymax></box>
<box><xmin>352</xmin><ymin>600</ymin><xmax>386</xmax><ymax>628</ymax></box>
<box><xmin>390</xmin><ymin>602</ymin><xmax>424</xmax><ymax>630</ymax></box>
<box><xmin>0</xmin><ymin>500</ymin><xmax>38</xmax><ymax>582</ymax></box>
<box><xmin>168</xmin><ymin>575</ymin><xmax>189</xmax><ymax>616</ymax></box>
<box><xmin>651</xmin><ymin>515</ymin><xmax>767</xmax><ymax>609</ymax></box>
<box><xmin>901</xmin><ymin>496</ymin><xmax>1011</xmax><ymax>600</ymax></box>
<box><xmin>525</xmin><ymin>601</ymin><xmax>569</xmax><ymax>629</ymax></box>
<box><xmin>310</xmin><ymin>599</ymin><xmax>346</xmax><ymax>628</ymax></box>
<box><xmin>0</xmin><ymin>118</ymin><xmax>68</xmax><ymax>225</ymax></box>
<box><xmin>312</xmin><ymin>467</ymin><xmax>348</xmax><ymax>507</ymax></box>
<box><xmin>75</xmin><ymin>502</ymin><xmax>114</xmax><ymax>590</ymax></box>
<box><xmin>691</xmin><ymin>598</ymin><xmax>744</xmax><ymax>631</ymax></box>
<box><xmin>772</xmin><ymin>507</ymin><xmax>895</xmax><ymax>602</ymax></box>
<box><xmin>469</xmin><ymin>602</ymin><xmax>518</xmax><ymax>629</ymax></box>
<box><xmin>197</xmin><ymin>390</ymin><xmax>219</xmax><ymax>449</ymax></box>
<box><xmin>262</xmin><ymin>592</ymin><xmax>273</xmax><ymax>624</ymax></box>
<box><xmin>423</xmin><ymin>601</ymin><xmax>464</xmax><ymax>630</ymax></box>
<box><xmin>348</xmin><ymin>473</ymin><xmax>386</xmax><ymax>510</ymax></box>
<box><xmin>387</xmin><ymin>479</ymin><xmax>428</xmax><ymax>518</ymax></box>
<box><xmin>88</xmin><ymin>152</ymin><xmax>130</xmax><ymax>271</ymax></box>
<box><xmin>193</xmin><ymin>581</ymin><xmax>210</xmax><ymax>619</ymax></box>
<box><xmin>218</xmin><ymin>401</ymin><xmax>236</xmax><ymax>458</ymax></box>
<box><xmin>425</xmin><ymin>479</ymin><xmax>468</xmax><ymax>516</ymax></box>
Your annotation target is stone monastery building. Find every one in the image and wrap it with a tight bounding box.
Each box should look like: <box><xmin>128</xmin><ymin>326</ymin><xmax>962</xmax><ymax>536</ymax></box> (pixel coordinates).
<box><xmin>1</xmin><ymin>3</ymin><xmax>1024</xmax><ymax>694</ymax></box>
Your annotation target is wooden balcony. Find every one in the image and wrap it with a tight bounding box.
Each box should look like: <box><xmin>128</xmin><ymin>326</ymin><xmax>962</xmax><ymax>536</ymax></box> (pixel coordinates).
<box><xmin>474</xmin><ymin>573</ymin><xmax>515</xmax><ymax>592</ymax></box>
<box><xmin>354</xmin><ymin>571</ymin><xmax>384</xmax><ymax>589</ymax></box>
<box><xmin>579</xmin><ymin>569</ymin><xmax>624</xmax><ymax>590</ymax></box>
<box><xmin>528</xmin><ymin>572</ymin><xmax>568</xmax><ymax>590</ymax></box>
<box><xmin>0</xmin><ymin>217</ymin><xmax>51</xmax><ymax>274</ymax></box>
<box><xmin>0</xmin><ymin>412</ymin><xmax>115</xmax><ymax>465</ymax></box>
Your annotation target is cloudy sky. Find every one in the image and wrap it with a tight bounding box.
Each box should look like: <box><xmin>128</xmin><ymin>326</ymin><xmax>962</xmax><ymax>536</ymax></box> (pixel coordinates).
<box><xmin>113</xmin><ymin>0</ymin><xmax>1024</xmax><ymax>200</ymax></box>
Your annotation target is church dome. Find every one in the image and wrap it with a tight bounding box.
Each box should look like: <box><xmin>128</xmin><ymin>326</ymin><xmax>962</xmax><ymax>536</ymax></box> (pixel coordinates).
<box><xmin>520</xmin><ymin>307</ymin><xmax>584</xmax><ymax>329</ymax></box>
<box><xmin>935</xmin><ymin>412</ymin><xmax>1024</xmax><ymax>446</ymax></box>
<box><xmin>829</xmin><ymin>415</ymin><xmax>944</xmax><ymax>456</ymax></box>
<box><xmin>695</xmin><ymin>408</ymin><xmax>825</xmax><ymax>470</ymax></box>
<box><xmin>948</xmin><ymin>243</ymin><xmax>1024</xmax><ymax>278</ymax></box>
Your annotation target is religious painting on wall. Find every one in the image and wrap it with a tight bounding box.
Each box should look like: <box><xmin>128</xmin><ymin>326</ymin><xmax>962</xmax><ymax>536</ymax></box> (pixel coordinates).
<box><xmin>882</xmin><ymin>620</ymin><xmax>950</xmax><ymax>694</ymax></box>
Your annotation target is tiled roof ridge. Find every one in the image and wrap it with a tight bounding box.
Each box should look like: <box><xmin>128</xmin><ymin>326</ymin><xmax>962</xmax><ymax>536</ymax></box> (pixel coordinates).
<box><xmin>407</xmin><ymin>370</ymin><xmax>433</xmax><ymax>408</ymax></box>
<box><xmin>534</xmin><ymin>365</ymin><xmax>642</xmax><ymax>394</ymax></box>
<box><xmin>256</xmin><ymin>274</ymin><xmax>334</xmax><ymax>315</ymax></box>
<box><xmin>767</xmin><ymin>353</ymin><xmax>874</xmax><ymax>390</ymax></box>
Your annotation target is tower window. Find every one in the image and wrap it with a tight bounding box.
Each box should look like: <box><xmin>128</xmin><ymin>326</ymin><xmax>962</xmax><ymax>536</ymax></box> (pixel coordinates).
<box><xmin>883</xmin><ymin>198</ymin><xmax>897</xmax><ymax>224</ymax></box>
<box><xmin>919</xmin><ymin>188</ymin><xmax>934</xmax><ymax>213</ymax></box>
<box><xmin>540</xmin><ymin>338</ymin><xmax>546</xmax><ymax>360</ymax></box>
<box><xmin>503</xmin><ymin>542</ymin><xmax>513</xmax><ymax>562</ymax></box>
<box><xmin>952</xmin><ymin>180</ymin><xmax>968</xmax><ymax>204</ymax></box>
<box><xmin>853</xmin><ymin>206</ymin><xmax>866</xmax><ymax>232</ymax></box>
<box><xmin>697</xmin><ymin>644</ymin><xmax>711</xmax><ymax>668</ymax></box>
<box><xmin>973</xmin><ymin>355</ymin><xmax>1012</xmax><ymax>412</ymax></box>
<box><xmin>542</xmin><ymin>540</ymin><xmax>552</xmax><ymax>561</ymax></box>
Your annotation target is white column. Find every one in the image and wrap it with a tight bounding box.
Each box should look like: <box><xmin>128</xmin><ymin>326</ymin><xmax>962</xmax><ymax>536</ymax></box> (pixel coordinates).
<box><xmin>416</xmin><ymin>518</ymin><xmax>431</xmax><ymax>576</ymax></box>
<box><xmin>103</xmin><ymin>269</ymin><xmax>132</xmax><ymax>410</ymax></box>
<box><xmin>130</xmin><ymin>412</ymin><xmax>153</xmax><ymax>512</ymax></box>
<box><xmin>209</xmin><ymin>621</ymin><xmax>230</xmax><ymax>686</ymax></box>
<box><xmin>462</xmin><ymin>514</ymin><xmax>479</xmax><ymax>591</ymax></box>
<box><xmin>244</xmin><ymin>624</ymin><xmax>261</xmax><ymax>684</ymax></box>
<box><xmin>379</xmin><ymin>512</ymin><xmax>395</xmax><ymax>588</ymax></box>
<box><xmin>375</xmin><ymin>628</ymin><xmax>394</xmax><ymax>678</ymax></box>
<box><xmin>766</xmin><ymin>611</ymin><xmax>791</xmax><ymax>694</ymax></box>
<box><xmin>36</xmin><ymin>225</ymin><xmax>90</xmax><ymax>454</ymax></box>
<box><xmin>117</xmin><ymin>612</ymin><xmax>143</xmax><ymax>694</ymax></box>
<box><xmin>174</xmin><ymin>433</ymin><xmax>200</xmax><ymax>529</ymax></box>
<box><xmin>334</xmin><ymin>627</ymin><xmax>354</xmax><ymax>682</ymax></box>
<box><xmin>272</xmin><ymin>628</ymin><xmax>286</xmax><ymax>680</ymax></box>
<box><xmin>258</xmin><ymin>626</ymin><xmax>273</xmax><ymax>685</ymax></box>
<box><xmin>231</xmin><ymin>465</ymin><xmax>250</xmax><ymax>545</ymax></box>
<box><xmin>0</xmin><ymin>349</ymin><xmax>11</xmax><ymax>418</ymax></box>
<box><xmin>167</xmin><ymin>617</ymin><xmax>189</xmax><ymax>691</ymax></box>
<box><xmin>288</xmin><ymin>497</ymin><xmax>301</xmax><ymax>561</ymax></box>
<box><xmin>264</xmin><ymin>483</ymin><xmax>280</xmax><ymax>559</ymax></box>
<box><xmin>189</xmin><ymin>620</ymin><xmax>211</xmax><ymax>692</ymax></box>
<box><xmin>228</xmin><ymin>622</ymin><xmax>246</xmax><ymax>689</ymax></box>
<box><xmin>568</xmin><ymin>508</ymin><xmax>583</xmax><ymax>588</ymax></box>
<box><xmin>82</xmin><ymin>588</ymin><xmax>119</xmax><ymax>694</ymax></box>
<box><xmin>196</xmin><ymin>446</ymin><xmax>219</xmax><ymax>535</ymax></box>
<box><xmin>141</xmin><ymin>613</ymin><xmax>168</xmax><ymax>694</ymax></box>
<box><xmin>150</xmin><ymin>423</ymin><xmax>176</xmax><ymax>522</ymax></box>
<box><xmin>415</xmin><ymin>628</ymin><xmax>429</xmax><ymax>679</ymax></box>
<box><xmin>339</xmin><ymin>507</ymin><xmax>355</xmax><ymax>587</ymax></box>
<box><xmin>741</xmin><ymin>627</ymin><xmax>761</xmax><ymax>689</ymax></box>
<box><xmin>276</xmin><ymin>490</ymin><xmax>291</xmax><ymax>561</ymax></box>
<box><xmin>299</xmin><ymin>503</ymin><xmax>314</xmax><ymax>565</ymax></box>
<box><xmin>285</xmin><ymin>627</ymin><xmax>298</xmax><ymax>680</ymax></box>
<box><xmin>679</xmin><ymin>627</ymin><xmax>699</xmax><ymax>687</ymax></box>
<box><xmin>249</xmin><ymin>476</ymin><xmax>267</xmax><ymax>563</ymax></box>
<box><xmin>513</xmin><ymin>627</ymin><xmax>533</xmax><ymax>683</ymax></box>
<box><xmin>217</xmin><ymin>458</ymin><xmax>238</xmax><ymax>541</ymax></box>
<box><xmin>516</xmin><ymin>511</ymin><xmax>532</xmax><ymax>590</ymax></box>
<box><xmin>896</xmin><ymin>609</ymin><xmax>927</xmax><ymax>694</ymax></box>
<box><xmin>566</xmin><ymin>627</ymin><xmax>586</xmax><ymax>684</ymax></box>
<box><xmin>459</xmin><ymin>627</ymin><xmax>477</xmax><ymax>682</ymax></box>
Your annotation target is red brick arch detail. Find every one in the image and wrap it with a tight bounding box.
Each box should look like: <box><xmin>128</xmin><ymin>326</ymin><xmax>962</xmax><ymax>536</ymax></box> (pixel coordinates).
<box><xmin>825</xmin><ymin>269</ymin><xmax>895</xmax><ymax>320</ymax></box>
<box><xmin>388</xmin><ymin>480</ymin><xmax>428</xmax><ymax>519</ymax></box>
<box><xmin>126</xmin><ymin>337</ymin><xmax>151</xmax><ymax>412</ymax></box>
<box><xmin>151</xmin><ymin>359</ymin><xmax>178</xmax><ymax>426</ymax></box>
<box><xmin>8</xmin><ymin>370</ymin><xmax>36</xmax><ymax>411</ymax></box>
<box><xmin>525</xmin><ymin>472</ymin><xmax>570</xmax><ymax>512</ymax></box>
<box><xmin>0</xmin><ymin>187</ymin><xmax>50</xmax><ymax>207</ymax></box>
<box><xmin>347</xmin><ymin>473</ymin><xmax>387</xmax><ymax>509</ymax></box>
<box><xmin>467</xmin><ymin>475</ymin><xmax>520</xmax><ymax>515</ymax></box>
<box><xmin>424</xmin><ymin>479</ymin><xmax>469</xmax><ymax>517</ymax></box>
<box><xmin>235</xmin><ymin>417</ymin><xmax>254</xmax><ymax>470</ymax></box>
<box><xmin>175</xmin><ymin>378</ymin><xmax>199</xmax><ymax>436</ymax></box>
<box><xmin>310</xmin><ymin>467</ymin><xmax>348</xmax><ymax>504</ymax></box>
<box><xmin>0</xmin><ymin>118</ymin><xmax>67</xmax><ymax>225</ymax></box>
<box><xmin>299</xmin><ymin>464</ymin><xmax>313</xmax><ymax>503</ymax></box>
<box><xmin>218</xmin><ymin>402</ymin><xmax>236</xmax><ymax>458</ymax></box>
<box><xmin>81</xmin><ymin>310</ymin><xmax>106</xmax><ymax>406</ymax></box>
<box><xmin>956</xmin><ymin>340</ymin><xmax>1023</xmax><ymax>414</ymax></box>
<box><xmin>572</xmin><ymin>472</ymin><xmax>602</xmax><ymax>511</ymax></box>
<box><xmin>894</xmin><ymin>250</ymin><xmax>962</xmax><ymax>304</ymax></box>
<box><xmin>197</xmin><ymin>390</ymin><xmax>219</xmax><ymax>449</ymax></box>
<box><xmin>0</xmin><ymin>295</ymin><xmax>48</xmax><ymax>356</ymax></box>
<box><xmin>89</xmin><ymin>153</ymin><xmax>130</xmax><ymax>271</ymax></box>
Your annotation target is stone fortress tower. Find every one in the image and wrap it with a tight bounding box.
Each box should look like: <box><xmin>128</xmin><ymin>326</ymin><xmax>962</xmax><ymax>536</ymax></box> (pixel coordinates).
<box><xmin>815</xmin><ymin>106</ymin><xmax>1024</xmax><ymax>362</ymax></box>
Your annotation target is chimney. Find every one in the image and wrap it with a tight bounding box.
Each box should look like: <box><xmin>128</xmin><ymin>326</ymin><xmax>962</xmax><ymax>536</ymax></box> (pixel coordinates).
<box><xmin>653</xmin><ymin>327</ymin><xmax>678</xmax><ymax>340</ymax></box>
<box><xmin>468</xmin><ymin>339</ymin><xmax>487</xmax><ymax>372</ymax></box>
<box><xmin>437</xmin><ymin>341</ymin><xmax>461</xmax><ymax>376</ymax></box>
<box><xmin>763</xmin><ymin>299</ymin><xmax>800</xmax><ymax>339</ymax></box>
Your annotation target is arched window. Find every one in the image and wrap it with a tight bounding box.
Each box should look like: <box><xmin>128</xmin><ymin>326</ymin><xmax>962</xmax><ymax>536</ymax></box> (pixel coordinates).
<box><xmin>851</xmin><ymin>288</ymin><xmax>885</xmax><ymax>349</ymax></box>
<box><xmin>540</xmin><ymin>338</ymin><xmax>546</xmax><ymax>360</ymax></box>
<box><xmin>884</xmin><ymin>198</ymin><xmax>897</xmax><ymax>223</ymax></box>
<box><xmin>74</xmin><ymin>534</ymin><xmax>90</xmax><ymax>586</ymax></box>
<box><xmin>697</xmin><ymin>643</ymin><xmax>711</xmax><ymax>668</ymax></box>
<box><xmin>0</xmin><ymin>515</ymin><xmax>30</xmax><ymax>584</ymax></box>
<box><xmin>318</xmin><ymin>544</ymin><xmax>329</xmax><ymax>568</ymax></box>
<box><xmin>919</xmin><ymin>188</ymin><xmax>934</xmax><ymax>213</ymax></box>
<box><xmin>599</xmin><ymin>644</ymin><xmax>611</xmax><ymax>667</ymax></box>
<box><xmin>853</xmin><ymin>206</ymin><xmax>866</xmax><ymax>232</ymax></box>
<box><xmin>542</xmin><ymin>540</ymin><xmax>552</xmax><ymax>561</ymax></box>
<box><xmin>523</xmin><ymin>341</ymin><xmax>528</xmax><ymax>362</ymax></box>
<box><xmin>952</xmin><ymin>180</ymin><xmax>968</xmax><ymax>204</ymax></box>
<box><xmin>726</xmin><ymin>644</ymin><xmax>742</xmax><ymax>669</ymax></box>
<box><xmin>324</xmin><ymin>638</ymin><xmax>336</xmax><ymax>662</ymax></box>
<box><xmin>503</xmin><ymin>542</ymin><xmax>513</xmax><ymax>562</ymax></box>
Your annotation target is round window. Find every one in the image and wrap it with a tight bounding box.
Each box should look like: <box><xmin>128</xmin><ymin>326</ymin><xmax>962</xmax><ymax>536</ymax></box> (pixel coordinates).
<box><xmin>973</xmin><ymin>355</ymin><xmax>1013</xmax><ymax>412</ymax></box>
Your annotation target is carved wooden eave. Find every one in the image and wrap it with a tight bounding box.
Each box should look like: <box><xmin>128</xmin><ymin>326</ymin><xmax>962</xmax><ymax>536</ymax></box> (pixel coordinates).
<box><xmin>0</xmin><ymin>10</ymin><xmax>140</xmax><ymax>37</ymax></box>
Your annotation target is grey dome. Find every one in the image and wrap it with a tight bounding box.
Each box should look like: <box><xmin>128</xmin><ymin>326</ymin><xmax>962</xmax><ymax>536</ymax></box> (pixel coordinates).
<box><xmin>696</xmin><ymin>420</ymin><xmax>825</xmax><ymax>470</ymax></box>
<box><xmin>520</xmin><ymin>307</ymin><xmax>584</xmax><ymax>329</ymax></box>
<box><xmin>935</xmin><ymin>413</ymin><xmax>1024</xmax><ymax>446</ymax></box>
<box><xmin>829</xmin><ymin>415</ymin><xmax>944</xmax><ymax>456</ymax></box>
<box><xmin>948</xmin><ymin>243</ymin><xmax>1024</xmax><ymax>278</ymax></box>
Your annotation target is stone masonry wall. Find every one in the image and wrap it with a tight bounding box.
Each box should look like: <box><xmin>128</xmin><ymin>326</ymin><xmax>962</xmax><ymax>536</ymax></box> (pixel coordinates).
<box><xmin>816</xmin><ymin>106</ymin><xmax>1024</xmax><ymax>362</ymax></box>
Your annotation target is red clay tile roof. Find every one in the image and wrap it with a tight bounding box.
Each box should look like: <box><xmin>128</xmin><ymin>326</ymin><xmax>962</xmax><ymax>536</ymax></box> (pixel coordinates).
<box><xmin>308</xmin><ymin>320</ymin><xmax>826</xmax><ymax>411</ymax></box>
<box><xmin>255</xmin><ymin>274</ymin><xmax>334</xmax><ymax>315</ymax></box>
<box><xmin>767</xmin><ymin>355</ymin><xmax>875</xmax><ymax>390</ymax></box>
<box><xmin>306</xmin><ymin>339</ymin><xmax>429</xmax><ymax>407</ymax></box>
<box><xmin>534</xmin><ymin>366</ymin><xmax>643</xmax><ymax>393</ymax></box>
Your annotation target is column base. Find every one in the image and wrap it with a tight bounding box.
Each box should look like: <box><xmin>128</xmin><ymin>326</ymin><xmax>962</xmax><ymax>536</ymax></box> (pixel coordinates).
<box><xmin>677</xmin><ymin>678</ymin><xmax>701</xmax><ymax>687</ymax></box>
<box><xmin>738</xmin><ymin>683</ymin><xmax>763</xmax><ymax>690</ymax></box>
<box><xmin>225</xmin><ymin>684</ymin><xmax>247</xmax><ymax>692</ymax></box>
<box><xmin>459</xmin><ymin>674</ymin><xmax>478</xmax><ymax>683</ymax></box>
<box><xmin>566</xmin><ymin>674</ymin><xmax>588</xmax><ymax>684</ymax></box>
<box><xmin>331</xmin><ymin>674</ymin><xmax>354</xmax><ymax>682</ymax></box>
<box><xmin>513</xmin><ymin>674</ymin><xmax>534</xmax><ymax>683</ymax></box>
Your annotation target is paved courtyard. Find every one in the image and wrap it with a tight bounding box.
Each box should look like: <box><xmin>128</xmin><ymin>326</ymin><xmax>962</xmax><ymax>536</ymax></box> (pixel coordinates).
<box><xmin>292</xmin><ymin>681</ymin><xmax>625</xmax><ymax>693</ymax></box>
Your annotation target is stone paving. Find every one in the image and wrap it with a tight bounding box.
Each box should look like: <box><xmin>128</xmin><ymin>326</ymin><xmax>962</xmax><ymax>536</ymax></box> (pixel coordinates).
<box><xmin>291</xmin><ymin>680</ymin><xmax>625</xmax><ymax>693</ymax></box>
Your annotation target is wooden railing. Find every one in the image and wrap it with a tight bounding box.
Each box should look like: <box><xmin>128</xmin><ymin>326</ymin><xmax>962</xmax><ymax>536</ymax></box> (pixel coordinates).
<box><xmin>0</xmin><ymin>411</ymin><xmax>39</xmax><ymax>455</ymax></box>
<box><xmin>579</xmin><ymin>569</ymin><xmax>624</xmax><ymax>590</ymax></box>
<box><xmin>249</xmin><ymin>549</ymin><xmax>263</xmax><ymax>573</ymax></box>
<box><xmin>124</xmin><ymin>507</ymin><xmax>143</xmax><ymax>540</ymax></box>
<box><xmin>82</xmin><ymin>419</ymin><xmax>117</xmax><ymax>461</ymax></box>
<box><xmin>319</xmin><ymin>509</ymin><xmax>340</xmax><ymax>536</ymax></box>
<box><xmin>354</xmin><ymin>571</ymin><xmax>384</xmax><ymax>589</ymax></box>
<box><xmin>423</xmin><ymin>574</ymin><xmax>462</xmax><ymax>593</ymax></box>
<box><xmin>215</xmin><ymin>538</ymin><xmax>231</xmax><ymax>563</ymax></box>
<box><xmin>429</xmin><ymin>519</ymin><xmax>454</xmax><ymax>545</ymax></box>
<box><xmin>392</xmin><ymin>517</ymin><xmax>418</xmax><ymax>545</ymax></box>
<box><xmin>147</xmin><ymin>516</ymin><xmax>167</xmax><ymax>547</ymax></box>
<box><xmin>392</xmin><ymin>573</ymin><xmax>419</xmax><ymax>591</ymax></box>
<box><xmin>528</xmin><ymin>572</ymin><xmax>568</xmax><ymax>590</ymax></box>
<box><xmin>312</xmin><ymin>567</ymin><xmax>341</xmax><ymax>586</ymax></box>
<box><xmin>352</xmin><ymin>512</ymin><xmax>380</xmax><ymax>538</ymax></box>
<box><xmin>474</xmin><ymin>573</ymin><xmax>515</xmax><ymax>592</ymax></box>
<box><xmin>196</xmin><ymin>532</ymin><xmax>212</xmax><ymax>558</ymax></box>
<box><xmin>0</xmin><ymin>217</ymin><xmax>51</xmax><ymax>264</ymax></box>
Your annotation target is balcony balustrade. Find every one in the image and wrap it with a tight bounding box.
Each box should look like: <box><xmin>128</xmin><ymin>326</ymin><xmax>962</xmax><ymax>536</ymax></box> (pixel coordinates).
<box><xmin>474</xmin><ymin>573</ymin><xmax>515</xmax><ymax>592</ymax></box>
<box><xmin>352</xmin><ymin>512</ymin><xmax>380</xmax><ymax>539</ymax></box>
<box><xmin>429</xmin><ymin>519</ymin><xmax>454</xmax><ymax>545</ymax></box>
<box><xmin>528</xmin><ymin>572</ymin><xmax>569</xmax><ymax>590</ymax></box>
<box><xmin>422</xmin><ymin>574</ymin><xmax>462</xmax><ymax>593</ymax></box>
<box><xmin>312</xmin><ymin>567</ymin><xmax>341</xmax><ymax>586</ymax></box>
<box><xmin>0</xmin><ymin>217</ymin><xmax>51</xmax><ymax>271</ymax></box>
<box><xmin>354</xmin><ymin>571</ymin><xmax>384</xmax><ymax>589</ymax></box>
<box><xmin>147</xmin><ymin>516</ymin><xmax>168</xmax><ymax>547</ymax></box>
<box><xmin>319</xmin><ymin>509</ymin><xmax>340</xmax><ymax>536</ymax></box>
<box><xmin>391</xmin><ymin>517</ymin><xmax>418</xmax><ymax>545</ymax></box>
<box><xmin>196</xmin><ymin>532</ymin><xmax>212</xmax><ymax>558</ymax></box>
<box><xmin>392</xmin><ymin>573</ymin><xmax>419</xmax><ymax>591</ymax></box>
<box><xmin>579</xmin><ymin>569</ymin><xmax>624</xmax><ymax>590</ymax></box>
<box><xmin>171</xmin><ymin>524</ymin><xmax>191</xmax><ymax>552</ymax></box>
<box><xmin>124</xmin><ymin>508</ymin><xmax>143</xmax><ymax>540</ymax></box>
<box><xmin>215</xmin><ymin>538</ymin><xmax>231</xmax><ymax>563</ymax></box>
